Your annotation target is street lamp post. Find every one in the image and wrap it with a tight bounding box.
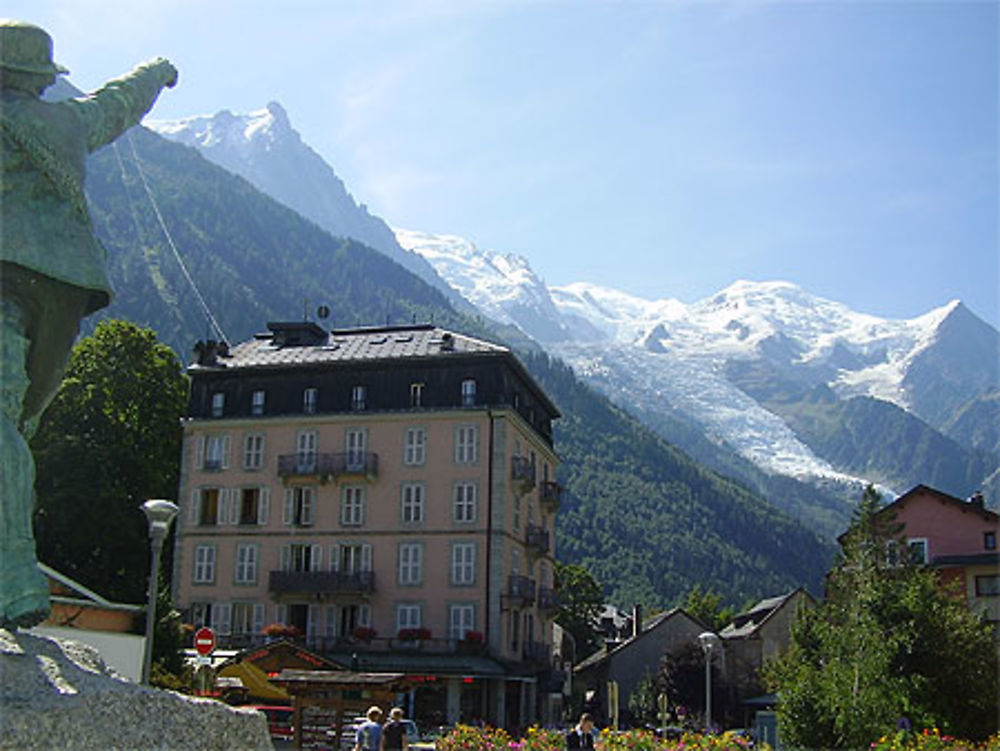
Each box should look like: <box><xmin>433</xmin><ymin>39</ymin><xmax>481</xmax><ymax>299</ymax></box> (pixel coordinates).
<box><xmin>698</xmin><ymin>631</ymin><xmax>721</xmax><ymax>733</ymax></box>
<box><xmin>141</xmin><ymin>499</ymin><xmax>179</xmax><ymax>685</ymax></box>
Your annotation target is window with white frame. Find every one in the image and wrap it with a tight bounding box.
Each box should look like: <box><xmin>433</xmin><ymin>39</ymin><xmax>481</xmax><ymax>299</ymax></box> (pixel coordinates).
<box><xmin>346</xmin><ymin>429</ymin><xmax>366</xmax><ymax>470</ymax></box>
<box><xmin>238</xmin><ymin>487</ymin><xmax>265</xmax><ymax>525</ymax></box>
<box><xmin>451</xmin><ymin>542</ymin><xmax>476</xmax><ymax>585</ymax></box>
<box><xmin>285</xmin><ymin>543</ymin><xmax>321</xmax><ymax>572</ymax></box>
<box><xmin>211</xmin><ymin>392</ymin><xmax>225</xmax><ymax>418</ymax></box>
<box><xmin>251</xmin><ymin>390</ymin><xmax>265</xmax><ymax>416</ymax></box>
<box><xmin>453</xmin><ymin>483</ymin><xmax>477</xmax><ymax>523</ymax></box>
<box><xmin>231</xmin><ymin>602</ymin><xmax>262</xmax><ymax>635</ymax></box>
<box><xmin>401</xmin><ymin>483</ymin><xmax>425</xmax><ymax>524</ymax></box>
<box><xmin>235</xmin><ymin>543</ymin><xmax>258</xmax><ymax>585</ymax></box>
<box><xmin>341</xmin><ymin>485</ymin><xmax>365</xmax><ymax>526</ymax></box>
<box><xmin>191</xmin><ymin>602</ymin><xmax>212</xmax><ymax>628</ymax></box>
<box><xmin>410</xmin><ymin>382</ymin><xmax>424</xmax><ymax>408</ymax></box>
<box><xmin>455</xmin><ymin>425</ymin><xmax>478</xmax><ymax>464</ymax></box>
<box><xmin>296</xmin><ymin>430</ymin><xmax>317</xmax><ymax>471</ymax></box>
<box><xmin>449</xmin><ymin>604</ymin><xmax>475</xmax><ymax>640</ymax></box>
<box><xmin>396</xmin><ymin>603</ymin><xmax>422</xmax><ymax>631</ymax></box>
<box><xmin>975</xmin><ymin>575</ymin><xmax>1000</xmax><ymax>596</ymax></box>
<box><xmin>351</xmin><ymin>385</ymin><xmax>367</xmax><ymax>411</ymax></box>
<box><xmin>461</xmin><ymin>379</ymin><xmax>477</xmax><ymax>407</ymax></box>
<box><xmin>303</xmin><ymin>387</ymin><xmax>318</xmax><ymax>414</ymax></box>
<box><xmin>193</xmin><ymin>545</ymin><xmax>216</xmax><ymax>584</ymax></box>
<box><xmin>398</xmin><ymin>543</ymin><xmax>423</xmax><ymax>586</ymax></box>
<box><xmin>404</xmin><ymin>428</ymin><xmax>426</xmax><ymax>466</ymax></box>
<box><xmin>284</xmin><ymin>486</ymin><xmax>315</xmax><ymax>526</ymax></box>
<box><xmin>908</xmin><ymin>538</ymin><xmax>929</xmax><ymax>565</ymax></box>
<box><xmin>198</xmin><ymin>488</ymin><xmax>221</xmax><ymax>526</ymax></box>
<box><xmin>204</xmin><ymin>434</ymin><xmax>229</xmax><ymax>471</ymax></box>
<box><xmin>243</xmin><ymin>433</ymin><xmax>265</xmax><ymax>470</ymax></box>
<box><xmin>338</xmin><ymin>543</ymin><xmax>371</xmax><ymax>574</ymax></box>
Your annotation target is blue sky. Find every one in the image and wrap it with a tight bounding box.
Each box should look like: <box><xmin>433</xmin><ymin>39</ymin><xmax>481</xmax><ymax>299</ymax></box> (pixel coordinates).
<box><xmin>11</xmin><ymin>0</ymin><xmax>998</xmax><ymax>326</ymax></box>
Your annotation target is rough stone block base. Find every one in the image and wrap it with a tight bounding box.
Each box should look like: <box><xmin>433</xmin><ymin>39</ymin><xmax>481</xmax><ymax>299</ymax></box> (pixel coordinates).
<box><xmin>0</xmin><ymin>628</ymin><xmax>273</xmax><ymax>750</ymax></box>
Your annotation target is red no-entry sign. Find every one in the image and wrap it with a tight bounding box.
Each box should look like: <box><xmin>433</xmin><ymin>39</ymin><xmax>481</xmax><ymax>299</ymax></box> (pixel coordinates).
<box><xmin>194</xmin><ymin>627</ymin><xmax>216</xmax><ymax>656</ymax></box>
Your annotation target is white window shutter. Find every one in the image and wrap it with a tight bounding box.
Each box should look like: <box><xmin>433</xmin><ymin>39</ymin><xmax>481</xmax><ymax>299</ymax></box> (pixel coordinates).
<box><xmin>325</xmin><ymin>605</ymin><xmax>338</xmax><ymax>638</ymax></box>
<box><xmin>361</xmin><ymin>544</ymin><xmax>372</xmax><ymax>572</ymax></box>
<box><xmin>221</xmin><ymin>434</ymin><xmax>231</xmax><ymax>469</ymax></box>
<box><xmin>189</xmin><ymin>489</ymin><xmax>200</xmax><ymax>524</ymax></box>
<box><xmin>307</xmin><ymin>604</ymin><xmax>320</xmax><ymax>640</ymax></box>
<box><xmin>276</xmin><ymin>604</ymin><xmax>287</xmax><ymax>627</ymax></box>
<box><xmin>228</xmin><ymin>489</ymin><xmax>239</xmax><ymax>525</ymax></box>
<box><xmin>303</xmin><ymin>489</ymin><xmax>314</xmax><ymax>525</ymax></box>
<box><xmin>258</xmin><ymin>487</ymin><xmax>270</xmax><ymax>526</ymax></box>
<box><xmin>280</xmin><ymin>544</ymin><xmax>291</xmax><ymax>572</ymax></box>
<box><xmin>359</xmin><ymin>604</ymin><xmax>371</xmax><ymax>628</ymax></box>
<box><xmin>329</xmin><ymin>545</ymin><xmax>339</xmax><ymax>572</ymax></box>
<box><xmin>195</xmin><ymin>435</ymin><xmax>205</xmax><ymax>470</ymax></box>
<box><xmin>213</xmin><ymin>602</ymin><xmax>232</xmax><ymax>635</ymax></box>
<box><xmin>474</xmin><ymin>427</ymin><xmax>480</xmax><ymax>462</ymax></box>
<box><xmin>253</xmin><ymin>603</ymin><xmax>265</xmax><ymax>635</ymax></box>
<box><xmin>283</xmin><ymin>489</ymin><xmax>293</xmax><ymax>525</ymax></box>
<box><xmin>215</xmin><ymin>490</ymin><xmax>227</xmax><ymax>525</ymax></box>
<box><xmin>311</xmin><ymin>544</ymin><xmax>323</xmax><ymax>571</ymax></box>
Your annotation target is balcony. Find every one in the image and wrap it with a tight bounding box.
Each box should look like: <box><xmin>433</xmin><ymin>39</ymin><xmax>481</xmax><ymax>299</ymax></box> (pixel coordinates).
<box><xmin>539</xmin><ymin>481</ymin><xmax>562</xmax><ymax>512</ymax></box>
<box><xmin>537</xmin><ymin>586</ymin><xmax>559</xmax><ymax>612</ymax></box>
<box><xmin>277</xmin><ymin>452</ymin><xmax>379</xmax><ymax>481</ymax></box>
<box><xmin>503</xmin><ymin>574</ymin><xmax>537</xmax><ymax>609</ymax></box>
<box><xmin>268</xmin><ymin>570</ymin><xmax>375</xmax><ymax>596</ymax></box>
<box><xmin>511</xmin><ymin>456</ymin><xmax>536</xmax><ymax>492</ymax></box>
<box><xmin>525</xmin><ymin>524</ymin><xmax>550</xmax><ymax>557</ymax></box>
<box><xmin>523</xmin><ymin>640</ymin><xmax>551</xmax><ymax>665</ymax></box>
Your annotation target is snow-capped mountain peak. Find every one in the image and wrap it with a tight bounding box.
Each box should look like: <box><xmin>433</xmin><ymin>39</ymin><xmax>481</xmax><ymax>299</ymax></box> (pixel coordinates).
<box><xmin>400</xmin><ymin>227</ymin><xmax>997</xmax><ymax>491</ymax></box>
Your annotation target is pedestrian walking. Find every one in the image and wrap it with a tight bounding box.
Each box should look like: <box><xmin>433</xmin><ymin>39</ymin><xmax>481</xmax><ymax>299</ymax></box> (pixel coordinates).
<box><xmin>355</xmin><ymin>706</ymin><xmax>383</xmax><ymax>751</ymax></box>
<box><xmin>380</xmin><ymin>707</ymin><xmax>409</xmax><ymax>751</ymax></box>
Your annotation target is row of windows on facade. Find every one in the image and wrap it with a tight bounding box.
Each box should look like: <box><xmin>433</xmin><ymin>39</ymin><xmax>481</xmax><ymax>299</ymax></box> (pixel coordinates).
<box><xmin>190</xmin><ymin>600</ymin><xmax>476</xmax><ymax>641</ymax></box>
<box><xmin>198</xmin><ymin>425</ymin><xmax>488</xmax><ymax>471</ymax></box>
<box><xmin>190</xmin><ymin>600</ymin><xmax>542</xmax><ymax>655</ymax></box>
<box><xmin>210</xmin><ymin>379</ymin><xmax>480</xmax><ymax>418</ymax></box>
<box><xmin>190</xmin><ymin>482</ymin><xmax>546</xmax><ymax>532</ymax></box>
<box><xmin>190</xmin><ymin>539</ymin><xmax>521</xmax><ymax>589</ymax></box>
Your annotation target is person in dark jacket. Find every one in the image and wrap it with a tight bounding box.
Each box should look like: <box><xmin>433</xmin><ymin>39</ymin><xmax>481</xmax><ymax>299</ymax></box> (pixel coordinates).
<box><xmin>380</xmin><ymin>707</ymin><xmax>409</xmax><ymax>751</ymax></box>
<box><xmin>566</xmin><ymin>714</ymin><xmax>595</xmax><ymax>749</ymax></box>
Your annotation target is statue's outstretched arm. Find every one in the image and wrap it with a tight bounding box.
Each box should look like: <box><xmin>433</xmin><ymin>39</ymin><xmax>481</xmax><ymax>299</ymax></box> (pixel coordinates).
<box><xmin>73</xmin><ymin>57</ymin><xmax>178</xmax><ymax>153</ymax></box>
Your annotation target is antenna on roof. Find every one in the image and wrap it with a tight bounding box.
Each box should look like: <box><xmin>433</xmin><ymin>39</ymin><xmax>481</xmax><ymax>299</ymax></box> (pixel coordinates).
<box><xmin>317</xmin><ymin>305</ymin><xmax>330</xmax><ymax>321</ymax></box>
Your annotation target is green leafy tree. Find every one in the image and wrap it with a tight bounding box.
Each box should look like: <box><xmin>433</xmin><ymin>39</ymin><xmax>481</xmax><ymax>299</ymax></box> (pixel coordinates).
<box><xmin>767</xmin><ymin>484</ymin><xmax>1000</xmax><ymax>747</ymax></box>
<box><xmin>554</xmin><ymin>561</ymin><xmax>605</xmax><ymax>658</ymax></box>
<box><xmin>657</xmin><ymin>642</ymin><xmax>723</xmax><ymax>728</ymax></box>
<box><xmin>627</xmin><ymin>670</ymin><xmax>659</xmax><ymax>727</ymax></box>
<box><xmin>681</xmin><ymin>585</ymin><xmax>735</xmax><ymax>632</ymax></box>
<box><xmin>31</xmin><ymin>320</ymin><xmax>188</xmax><ymax>604</ymax></box>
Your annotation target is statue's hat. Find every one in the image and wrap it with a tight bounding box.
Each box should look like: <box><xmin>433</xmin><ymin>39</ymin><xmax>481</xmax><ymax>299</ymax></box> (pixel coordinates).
<box><xmin>0</xmin><ymin>20</ymin><xmax>69</xmax><ymax>76</ymax></box>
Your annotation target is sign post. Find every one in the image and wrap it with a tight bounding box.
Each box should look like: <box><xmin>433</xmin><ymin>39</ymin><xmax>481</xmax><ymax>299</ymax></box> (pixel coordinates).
<box><xmin>193</xmin><ymin>627</ymin><xmax>216</xmax><ymax>694</ymax></box>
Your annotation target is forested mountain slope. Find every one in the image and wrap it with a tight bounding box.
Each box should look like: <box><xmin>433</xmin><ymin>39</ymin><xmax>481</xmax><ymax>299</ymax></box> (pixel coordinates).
<box><xmin>80</xmin><ymin>127</ymin><xmax>834</xmax><ymax>608</ymax></box>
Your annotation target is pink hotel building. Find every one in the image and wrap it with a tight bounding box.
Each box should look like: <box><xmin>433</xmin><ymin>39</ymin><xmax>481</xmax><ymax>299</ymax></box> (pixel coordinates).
<box><xmin>172</xmin><ymin>321</ymin><xmax>564</xmax><ymax>727</ymax></box>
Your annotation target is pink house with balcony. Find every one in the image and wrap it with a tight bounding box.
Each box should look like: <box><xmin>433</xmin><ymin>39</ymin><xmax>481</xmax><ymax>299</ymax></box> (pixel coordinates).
<box><xmin>876</xmin><ymin>484</ymin><xmax>999</xmax><ymax>632</ymax></box>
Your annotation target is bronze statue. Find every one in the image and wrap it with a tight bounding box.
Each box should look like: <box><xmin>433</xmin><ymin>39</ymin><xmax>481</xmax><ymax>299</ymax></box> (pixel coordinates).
<box><xmin>0</xmin><ymin>20</ymin><xmax>177</xmax><ymax>626</ymax></box>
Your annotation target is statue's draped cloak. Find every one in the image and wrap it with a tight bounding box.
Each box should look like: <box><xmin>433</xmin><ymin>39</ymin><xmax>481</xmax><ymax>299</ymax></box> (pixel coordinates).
<box><xmin>1</xmin><ymin>60</ymin><xmax>176</xmax><ymax>314</ymax></box>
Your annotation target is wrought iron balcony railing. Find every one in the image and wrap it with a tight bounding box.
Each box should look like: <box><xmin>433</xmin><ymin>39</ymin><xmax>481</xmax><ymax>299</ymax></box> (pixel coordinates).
<box><xmin>268</xmin><ymin>569</ymin><xmax>375</xmax><ymax>595</ymax></box>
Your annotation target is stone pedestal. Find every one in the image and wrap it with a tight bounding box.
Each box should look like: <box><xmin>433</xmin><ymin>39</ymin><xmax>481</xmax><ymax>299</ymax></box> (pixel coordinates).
<box><xmin>0</xmin><ymin>629</ymin><xmax>273</xmax><ymax>750</ymax></box>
